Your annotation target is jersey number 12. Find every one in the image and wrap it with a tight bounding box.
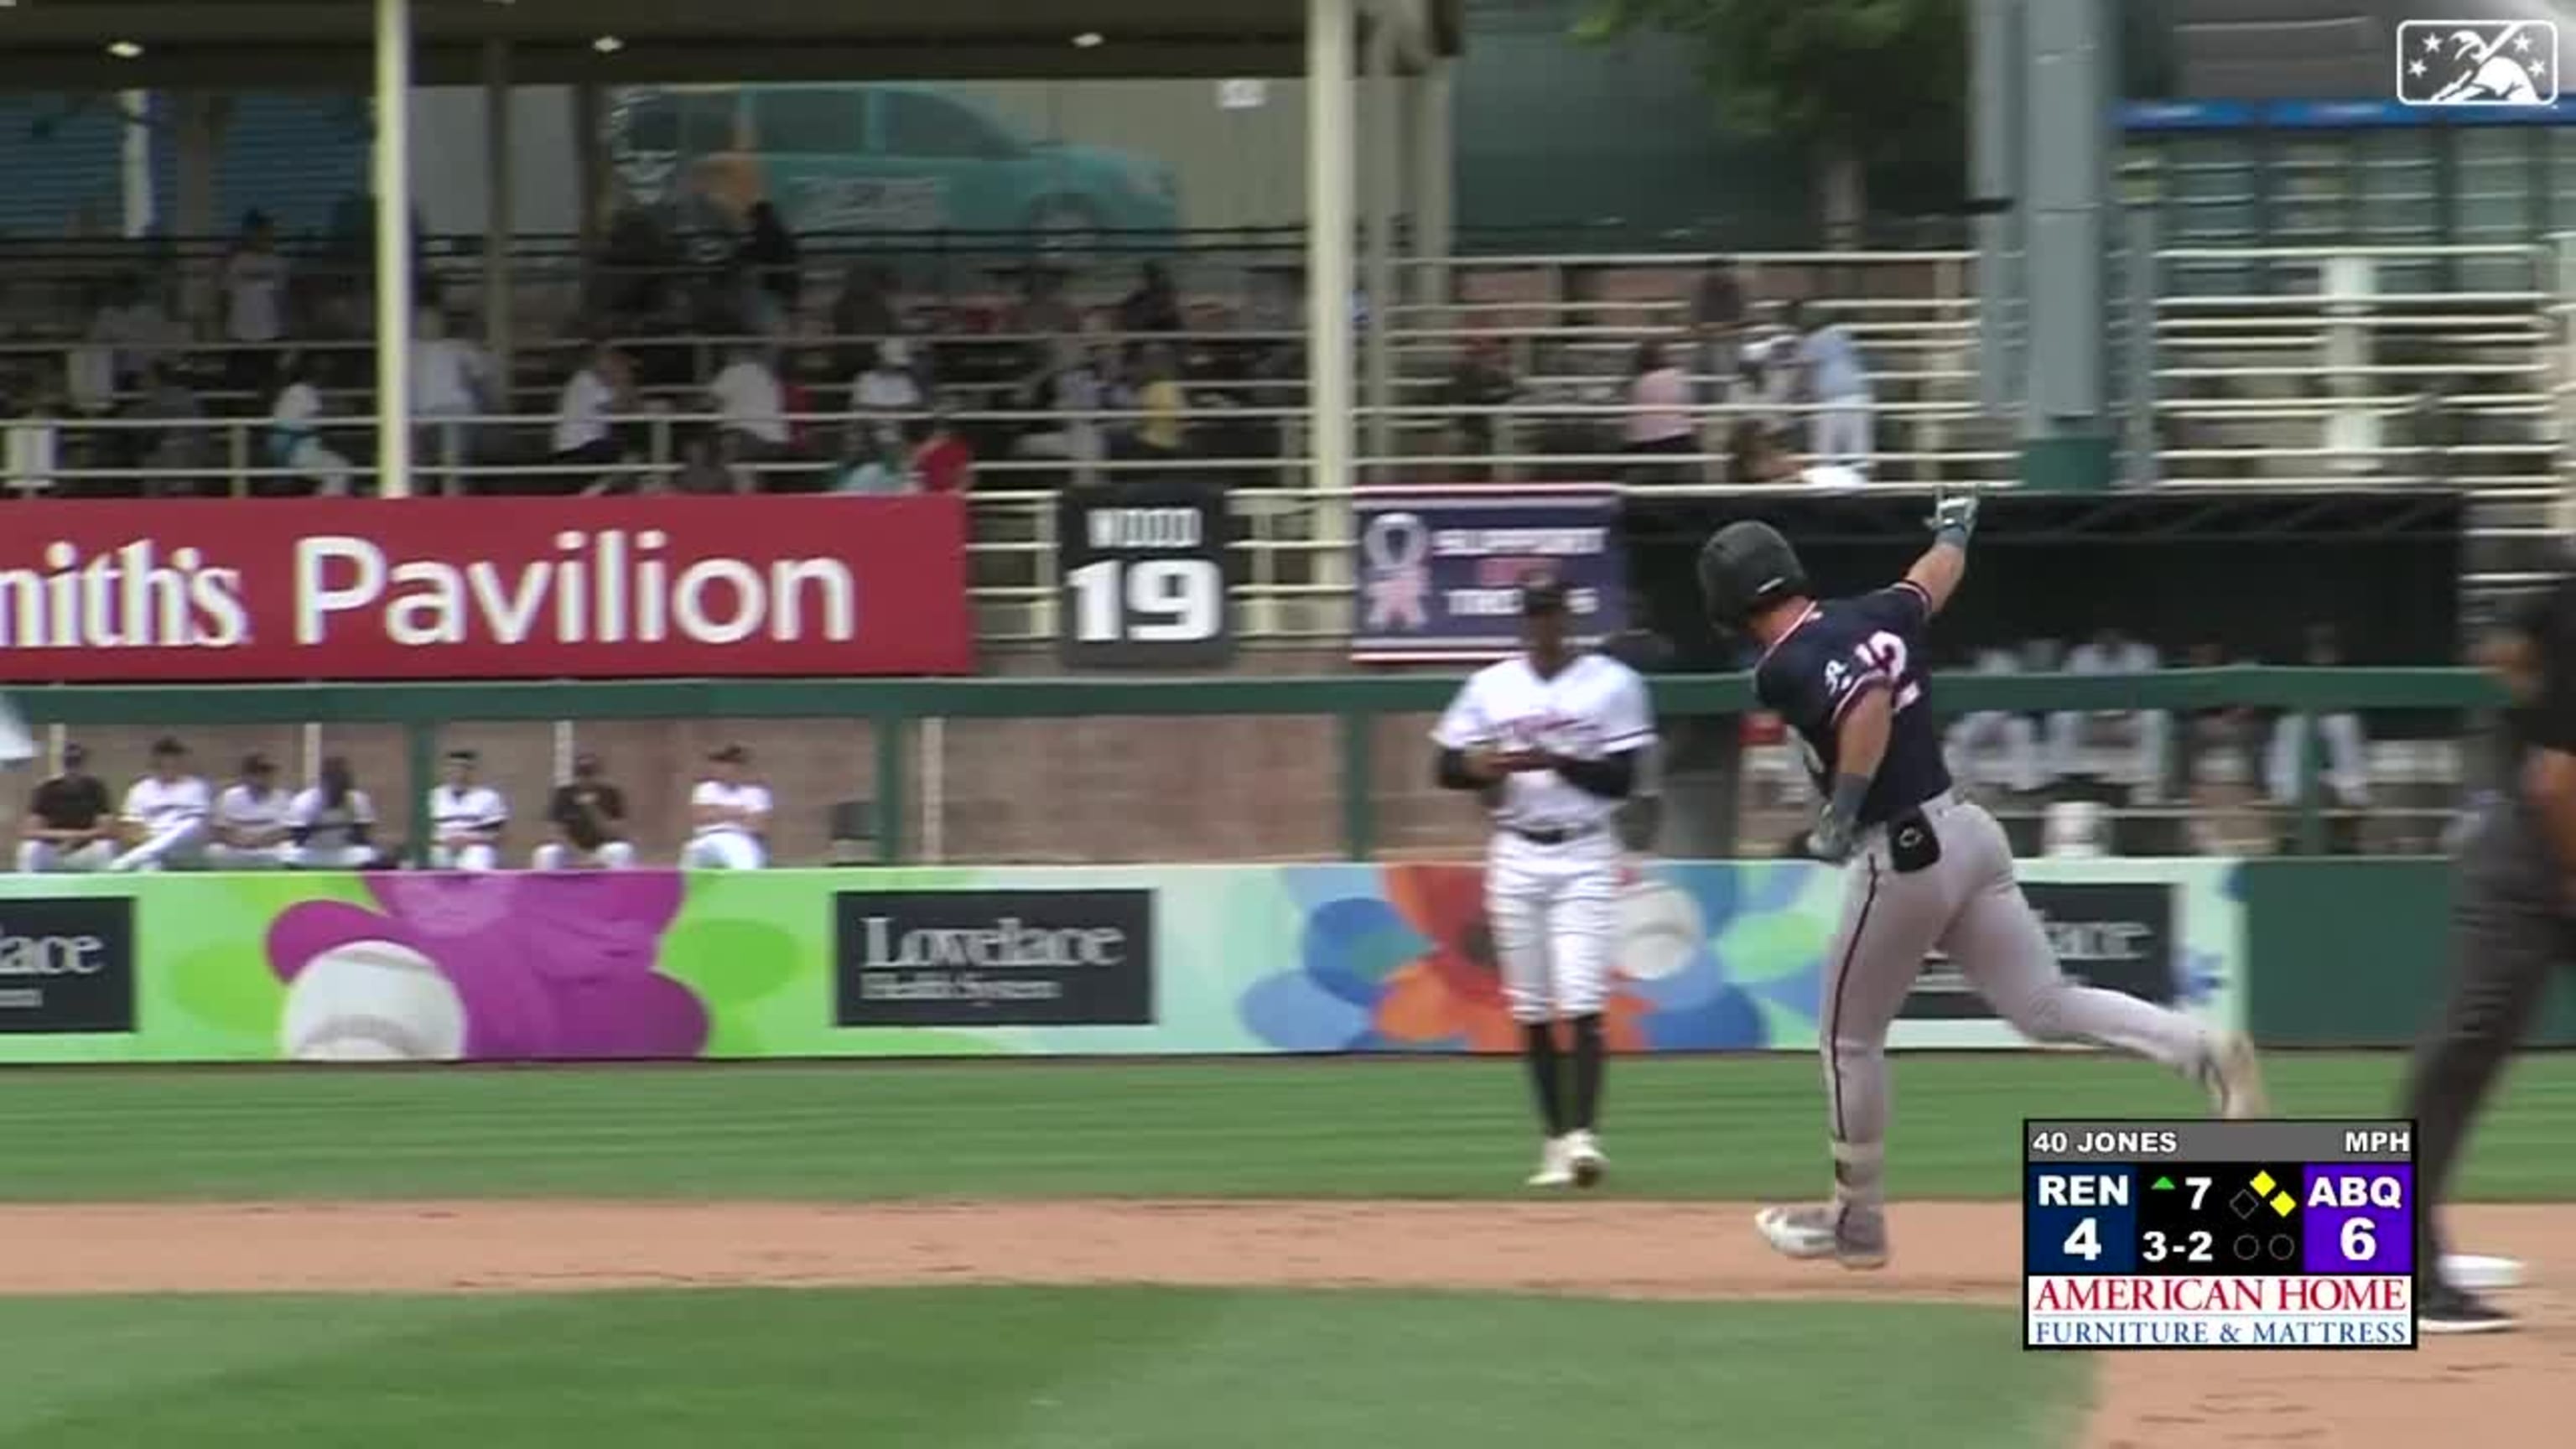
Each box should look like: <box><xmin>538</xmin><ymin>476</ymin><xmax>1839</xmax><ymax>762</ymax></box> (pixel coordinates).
<box><xmin>1857</xmin><ymin>631</ymin><xmax>1924</xmax><ymax>713</ymax></box>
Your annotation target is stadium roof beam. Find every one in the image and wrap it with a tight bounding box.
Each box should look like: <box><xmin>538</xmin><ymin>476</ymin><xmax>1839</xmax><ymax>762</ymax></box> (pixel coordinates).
<box><xmin>0</xmin><ymin>0</ymin><xmax>1461</xmax><ymax>87</ymax></box>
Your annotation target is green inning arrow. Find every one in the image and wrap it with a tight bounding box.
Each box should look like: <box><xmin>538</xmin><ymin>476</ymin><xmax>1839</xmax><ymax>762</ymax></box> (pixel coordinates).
<box><xmin>2152</xmin><ymin>1176</ymin><xmax>2175</xmax><ymax>1191</ymax></box>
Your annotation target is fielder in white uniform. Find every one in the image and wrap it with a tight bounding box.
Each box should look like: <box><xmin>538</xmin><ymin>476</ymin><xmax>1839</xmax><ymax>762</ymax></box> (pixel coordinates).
<box><xmin>1431</xmin><ymin>577</ymin><xmax>1656</xmax><ymax>1190</ymax></box>
<box><xmin>205</xmin><ymin>753</ymin><xmax>293</xmax><ymax>869</ymax></box>
<box><xmin>17</xmin><ymin>743</ymin><xmax>117</xmax><ymax>873</ymax></box>
<box><xmin>682</xmin><ymin>745</ymin><xmax>771</xmax><ymax>870</ymax></box>
<box><xmin>109</xmin><ymin>737</ymin><xmax>210</xmax><ymax>873</ymax></box>
<box><xmin>427</xmin><ymin>750</ymin><xmax>508</xmax><ymax>871</ymax></box>
<box><xmin>284</xmin><ymin>756</ymin><xmax>381</xmax><ymax>869</ymax></box>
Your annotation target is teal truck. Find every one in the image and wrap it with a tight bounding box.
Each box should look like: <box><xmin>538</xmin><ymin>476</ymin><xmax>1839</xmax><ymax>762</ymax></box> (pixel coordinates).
<box><xmin>609</xmin><ymin>83</ymin><xmax>1182</xmax><ymax>241</ymax></box>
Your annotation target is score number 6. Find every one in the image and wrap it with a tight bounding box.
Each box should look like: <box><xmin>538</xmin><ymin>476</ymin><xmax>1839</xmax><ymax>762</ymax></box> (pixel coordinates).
<box><xmin>2340</xmin><ymin>1218</ymin><xmax>2376</xmax><ymax>1260</ymax></box>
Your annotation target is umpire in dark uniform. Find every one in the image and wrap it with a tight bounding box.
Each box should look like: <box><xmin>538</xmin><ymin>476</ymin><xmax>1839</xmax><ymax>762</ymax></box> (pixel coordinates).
<box><xmin>2399</xmin><ymin>579</ymin><xmax>2576</xmax><ymax>1333</ymax></box>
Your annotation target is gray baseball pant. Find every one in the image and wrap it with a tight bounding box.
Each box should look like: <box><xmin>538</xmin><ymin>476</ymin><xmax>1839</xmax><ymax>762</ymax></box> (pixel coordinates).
<box><xmin>1817</xmin><ymin>792</ymin><xmax>2215</xmax><ymax>1207</ymax></box>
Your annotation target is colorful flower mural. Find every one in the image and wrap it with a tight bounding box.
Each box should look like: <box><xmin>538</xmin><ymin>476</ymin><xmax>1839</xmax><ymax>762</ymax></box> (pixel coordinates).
<box><xmin>267</xmin><ymin>871</ymin><xmax>709</xmax><ymax>1062</ymax></box>
<box><xmin>1239</xmin><ymin>861</ymin><xmax>1838</xmax><ymax>1053</ymax></box>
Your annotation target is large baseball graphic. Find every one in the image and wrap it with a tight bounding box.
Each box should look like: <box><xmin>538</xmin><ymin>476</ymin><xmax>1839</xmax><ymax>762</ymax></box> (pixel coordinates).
<box><xmin>278</xmin><ymin>938</ymin><xmax>469</xmax><ymax>1062</ymax></box>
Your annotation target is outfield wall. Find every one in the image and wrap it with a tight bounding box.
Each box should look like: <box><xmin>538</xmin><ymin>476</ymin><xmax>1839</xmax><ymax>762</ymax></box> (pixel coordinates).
<box><xmin>0</xmin><ymin>861</ymin><xmax>2246</xmax><ymax>1064</ymax></box>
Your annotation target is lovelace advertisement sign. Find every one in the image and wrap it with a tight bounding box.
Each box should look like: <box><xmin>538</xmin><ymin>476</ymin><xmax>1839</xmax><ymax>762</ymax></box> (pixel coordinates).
<box><xmin>0</xmin><ymin>496</ymin><xmax>975</xmax><ymax>679</ymax></box>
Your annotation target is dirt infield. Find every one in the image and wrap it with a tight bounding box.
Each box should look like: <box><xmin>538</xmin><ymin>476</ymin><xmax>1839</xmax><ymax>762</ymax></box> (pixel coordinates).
<box><xmin>3</xmin><ymin>1199</ymin><xmax>2568</xmax><ymax>1447</ymax></box>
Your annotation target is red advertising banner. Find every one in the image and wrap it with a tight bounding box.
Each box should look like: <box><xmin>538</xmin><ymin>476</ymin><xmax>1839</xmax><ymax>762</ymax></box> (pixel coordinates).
<box><xmin>0</xmin><ymin>496</ymin><xmax>976</xmax><ymax>680</ymax></box>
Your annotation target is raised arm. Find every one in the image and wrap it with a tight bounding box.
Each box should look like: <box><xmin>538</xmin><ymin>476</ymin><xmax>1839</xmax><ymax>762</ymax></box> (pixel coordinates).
<box><xmin>1903</xmin><ymin>486</ymin><xmax>1979</xmax><ymax>616</ymax></box>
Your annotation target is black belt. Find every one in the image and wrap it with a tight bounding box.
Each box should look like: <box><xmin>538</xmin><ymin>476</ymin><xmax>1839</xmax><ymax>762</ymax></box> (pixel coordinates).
<box><xmin>1509</xmin><ymin>822</ymin><xmax>1599</xmax><ymax>846</ymax></box>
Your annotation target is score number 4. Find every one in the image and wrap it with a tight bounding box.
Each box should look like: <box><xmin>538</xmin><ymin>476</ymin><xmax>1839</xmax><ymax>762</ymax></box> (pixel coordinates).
<box><xmin>1069</xmin><ymin>558</ymin><xmax>1223</xmax><ymax>643</ymax></box>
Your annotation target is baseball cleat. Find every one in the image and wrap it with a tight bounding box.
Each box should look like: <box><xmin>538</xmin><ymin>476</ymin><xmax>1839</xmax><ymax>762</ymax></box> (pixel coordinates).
<box><xmin>1565</xmin><ymin>1130</ymin><xmax>1607</xmax><ymax>1189</ymax></box>
<box><xmin>1525</xmin><ymin>1136</ymin><xmax>1575</xmax><ymax>1188</ymax></box>
<box><xmin>2200</xmin><ymin>1031</ymin><xmax>2268</xmax><ymax>1119</ymax></box>
<box><xmin>2420</xmin><ymin>1282</ymin><xmax>2516</xmax><ymax>1334</ymax></box>
<box><xmin>1754</xmin><ymin>1202</ymin><xmax>1888</xmax><ymax>1270</ymax></box>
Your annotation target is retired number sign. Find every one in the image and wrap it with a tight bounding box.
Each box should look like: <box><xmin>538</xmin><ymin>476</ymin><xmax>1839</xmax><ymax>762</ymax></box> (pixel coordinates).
<box><xmin>1057</xmin><ymin>482</ymin><xmax>1234</xmax><ymax>668</ymax></box>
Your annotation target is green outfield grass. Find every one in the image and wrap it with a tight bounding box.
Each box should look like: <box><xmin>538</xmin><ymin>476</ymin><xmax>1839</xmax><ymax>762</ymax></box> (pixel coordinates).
<box><xmin>2</xmin><ymin>1052</ymin><xmax>2571</xmax><ymax>1202</ymax></box>
<box><xmin>0</xmin><ymin>1289</ymin><xmax>2081</xmax><ymax>1449</ymax></box>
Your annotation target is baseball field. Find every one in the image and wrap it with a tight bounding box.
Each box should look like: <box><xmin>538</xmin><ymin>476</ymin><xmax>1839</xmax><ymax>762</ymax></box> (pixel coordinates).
<box><xmin>0</xmin><ymin>1052</ymin><xmax>2568</xmax><ymax>1448</ymax></box>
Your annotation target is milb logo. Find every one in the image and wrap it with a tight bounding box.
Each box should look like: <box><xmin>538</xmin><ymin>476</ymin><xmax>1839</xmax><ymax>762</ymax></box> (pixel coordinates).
<box><xmin>0</xmin><ymin>896</ymin><xmax>137</xmax><ymax>1034</ymax></box>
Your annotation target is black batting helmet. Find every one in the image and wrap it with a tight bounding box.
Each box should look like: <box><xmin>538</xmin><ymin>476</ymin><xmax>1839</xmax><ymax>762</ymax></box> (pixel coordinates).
<box><xmin>1696</xmin><ymin>521</ymin><xmax>1809</xmax><ymax>630</ymax></box>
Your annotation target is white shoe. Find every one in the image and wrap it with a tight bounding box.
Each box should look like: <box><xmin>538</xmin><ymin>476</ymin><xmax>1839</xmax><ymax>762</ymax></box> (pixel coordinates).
<box><xmin>1565</xmin><ymin>1130</ymin><xmax>1607</xmax><ymax>1189</ymax></box>
<box><xmin>2441</xmin><ymin>1253</ymin><xmax>2528</xmax><ymax>1292</ymax></box>
<box><xmin>1754</xmin><ymin>1202</ymin><xmax>1888</xmax><ymax>1270</ymax></box>
<box><xmin>1524</xmin><ymin>1136</ymin><xmax>1574</xmax><ymax>1188</ymax></box>
<box><xmin>2200</xmin><ymin>1031</ymin><xmax>2267</xmax><ymax>1119</ymax></box>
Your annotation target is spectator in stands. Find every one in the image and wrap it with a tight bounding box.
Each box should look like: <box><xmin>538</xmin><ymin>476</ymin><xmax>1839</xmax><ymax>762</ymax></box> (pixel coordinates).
<box><xmin>830</xmin><ymin>263</ymin><xmax>901</xmax><ymax>376</ymax></box>
<box><xmin>549</xmin><ymin>343</ymin><xmax>637</xmax><ymax>493</ymax></box>
<box><xmin>665</xmin><ymin>430</ymin><xmax>743</xmax><ymax>496</ymax></box>
<box><xmin>3</xmin><ymin>368</ymin><xmax>62</xmax><ymax>498</ymax></box>
<box><xmin>206</xmin><ymin>752</ymin><xmax>293</xmax><ymax>870</ymax></box>
<box><xmin>1690</xmin><ymin>257</ymin><xmax>1748</xmax><ymax>404</ymax></box>
<box><xmin>16</xmin><ymin>742</ymin><xmax>116</xmax><ymax>874</ymax></box>
<box><xmin>839</xmin><ymin>428</ymin><xmax>913</xmax><ymax>495</ymax></box>
<box><xmin>109</xmin><ymin>737</ymin><xmax>210</xmax><ymax>874</ymax></box>
<box><xmin>849</xmin><ymin>338</ymin><xmax>923</xmax><ymax>457</ymax></box>
<box><xmin>132</xmin><ymin>361</ymin><xmax>213</xmax><ymax>498</ymax></box>
<box><xmin>534</xmin><ymin>752</ymin><xmax>636</xmax><ymax>871</ymax></box>
<box><xmin>1724</xmin><ymin>418</ymin><xmax>1800</xmax><ymax>484</ymax></box>
<box><xmin>264</xmin><ymin>353</ymin><xmax>353</xmax><ymax>497</ymax></box>
<box><xmin>2049</xmin><ymin>626</ymin><xmax>2171</xmax><ymax>802</ymax></box>
<box><xmin>683</xmin><ymin>745</ymin><xmax>772</xmax><ymax>870</ymax></box>
<box><xmin>740</xmin><ymin>201</ymin><xmax>802</xmax><ymax>336</ymax></box>
<box><xmin>1623</xmin><ymin>339</ymin><xmax>1697</xmax><ymax>484</ymax></box>
<box><xmin>411</xmin><ymin>307</ymin><xmax>497</xmax><ymax>495</ymax></box>
<box><xmin>1945</xmin><ymin>646</ymin><xmax>2046</xmax><ymax>796</ymax></box>
<box><xmin>1009</xmin><ymin>268</ymin><xmax>1083</xmax><ymax>339</ymax></box>
<box><xmin>221</xmin><ymin>210</ymin><xmax>289</xmax><ymax>396</ymax></box>
<box><xmin>1133</xmin><ymin>343</ymin><xmax>1187</xmax><ymax>463</ymax></box>
<box><xmin>90</xmin><ymin>271</ymin><xmax>182</xmax><ymax>397</ymax></box>
<box><xmin>912</xmin><ymin>402</ymin><xmax>975</xmax><ymax>495</ymax></box>
<box><xmin>710</xmin><ymin>343</ymin><xmax>796</xmax><ymax>490</ymax></box>
<box><xmin>1786</xmin><ymin>301</ymin><xmax>1874</xmax><ymax>474</ymax></box>
<box><xmin>1013</xmin><ymin>336</ymin><xmax>1107</xmax><ymax>486</ymax></box>
<box><xmin>2266</xmin><ymin>622</ymin><xmax>2371</xmax><ymax>813</ymax></box>
<box><xmin>1119</xmin><ymin>262</ymin><xmax>1184</xmax><ymax>336</ymax></box>
<box><xmin>283</xmin><ymin>756</ymin><xmax>380</xmax><ymax>870</ymax></box>
<box><xmin>426</xmin><ymin>749</ymin><xmax>506</xmax><ymax>872</ymax></box>
<box><xmin>1440</xmin><ymin>336</ymin><xmax>1517</xmax><ymax>480</ymax></box>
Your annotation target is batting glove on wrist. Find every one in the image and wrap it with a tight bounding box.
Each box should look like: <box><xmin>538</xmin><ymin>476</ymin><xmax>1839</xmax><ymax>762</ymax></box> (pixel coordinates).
<box><xmin>1805</xmin><ymin>809</ymin><xmax>1857</xmax><ymax>865</ymax></box>
<box><xmin>1928</xmin><ymin>485</ymin><xmax>1980</xmax><ymax>546</ymax></box>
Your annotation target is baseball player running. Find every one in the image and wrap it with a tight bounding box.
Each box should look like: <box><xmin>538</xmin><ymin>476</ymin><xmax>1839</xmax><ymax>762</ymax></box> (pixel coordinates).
<box><xmin>1432</xmin><ymin>577</ymin><xmax>1656</xmax><ymax>1188</ymax></box>
<box><xmin>1696</xmin><ymin>492</ymin><xmax>2266</xmax><ymax>1267</ymax></box>
<box><xmin>2391</xmin><ymin>574</ymin><xmax>2576</xmax><ymax>1332</ymax></box>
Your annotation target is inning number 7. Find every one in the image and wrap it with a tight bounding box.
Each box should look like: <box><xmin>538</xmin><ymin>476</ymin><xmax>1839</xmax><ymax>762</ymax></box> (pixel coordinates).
<box><xmin>1857</xmin><ymin>631</ymin><xmax>1924</xmax><ymax>713</ymax></box>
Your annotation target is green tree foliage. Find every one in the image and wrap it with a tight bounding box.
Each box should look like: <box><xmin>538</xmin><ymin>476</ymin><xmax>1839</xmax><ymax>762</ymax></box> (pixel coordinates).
<box><xmin>1576</xmin><ymin>0</ymin><xmax>1968</xmax><ymax>234</ymax></box>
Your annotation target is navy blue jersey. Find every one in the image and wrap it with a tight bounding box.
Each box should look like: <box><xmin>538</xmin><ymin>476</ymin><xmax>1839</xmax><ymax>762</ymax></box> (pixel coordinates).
<box><xmin>1752</xmin><ymin>579</ymin><xmax>1953</xmax><ymax>827</ymax></box>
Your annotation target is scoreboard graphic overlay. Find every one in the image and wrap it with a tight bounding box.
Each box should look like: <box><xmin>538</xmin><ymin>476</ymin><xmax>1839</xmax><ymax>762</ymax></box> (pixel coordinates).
<box><xmin>2023</xmin><ymin>1119</ymin><xmax>2418</xmax><ymax>1349</ymax></box>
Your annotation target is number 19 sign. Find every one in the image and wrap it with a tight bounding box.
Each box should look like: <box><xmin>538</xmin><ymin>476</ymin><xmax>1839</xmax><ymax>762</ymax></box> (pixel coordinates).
<box><xmin>2022</xmin><ymin>1118</ymin><xmax>2418</xmax><ymax>1350</ymax></box>
<box><xmin>1056</xmin><ymin>482</ymin><xmax>1236</xmax><ymax>669</ymax></box>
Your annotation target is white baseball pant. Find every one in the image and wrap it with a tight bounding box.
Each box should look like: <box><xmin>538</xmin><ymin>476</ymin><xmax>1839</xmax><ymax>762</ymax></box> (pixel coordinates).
<box><xmin>1817</xmin><ymin>792</ymin><xmax>2212</xmax><ymax>1205</ymax></box>
<box><xmin>1483</xmin><ymin>830</ymin><xmax>1620</xmax><ymax>1023</ymax></box>
<box><xmin>681</xmin><ymin>833</ymin><xmax>766</xmax><ymax>870</ymax></box>
<box><xmin>532</xmin><ymin>841</ymin><xmax>639</xmax><ymax>870</ymax></box>
<box><xmin>1810</xmin><ymin>395</ymin><xmax>1873</xmax><ymax>470</ymax></box>
<box><xmin>110</xmin><ymin>820</ymin><xmax>207</xmax><ymax>872</ymax></box>
<box><xmin>18</xmin><ymin>839</ymin><xmax>117</xmax><ymax>873</ymax></box>
<box><xmin>429</xmin><ymin>843</ymin><xmax>500</xmax><ymax>871</ymax></box>
<box><xmin>282</xmin><ymin>843</ymin><xmax>377</xmax><ymax>870</ymax></box>
<box><xmin>204</xmin><ymin>843</ymin><xmax>290</xmax><ymax>870</ymax></box>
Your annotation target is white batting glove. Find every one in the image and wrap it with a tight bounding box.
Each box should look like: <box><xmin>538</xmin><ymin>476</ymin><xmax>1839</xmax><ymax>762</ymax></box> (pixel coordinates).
<box><xmin>1929</xmin><ymin>485</ymin><xmax>1980</xmax><ymax>545</ymax></box>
